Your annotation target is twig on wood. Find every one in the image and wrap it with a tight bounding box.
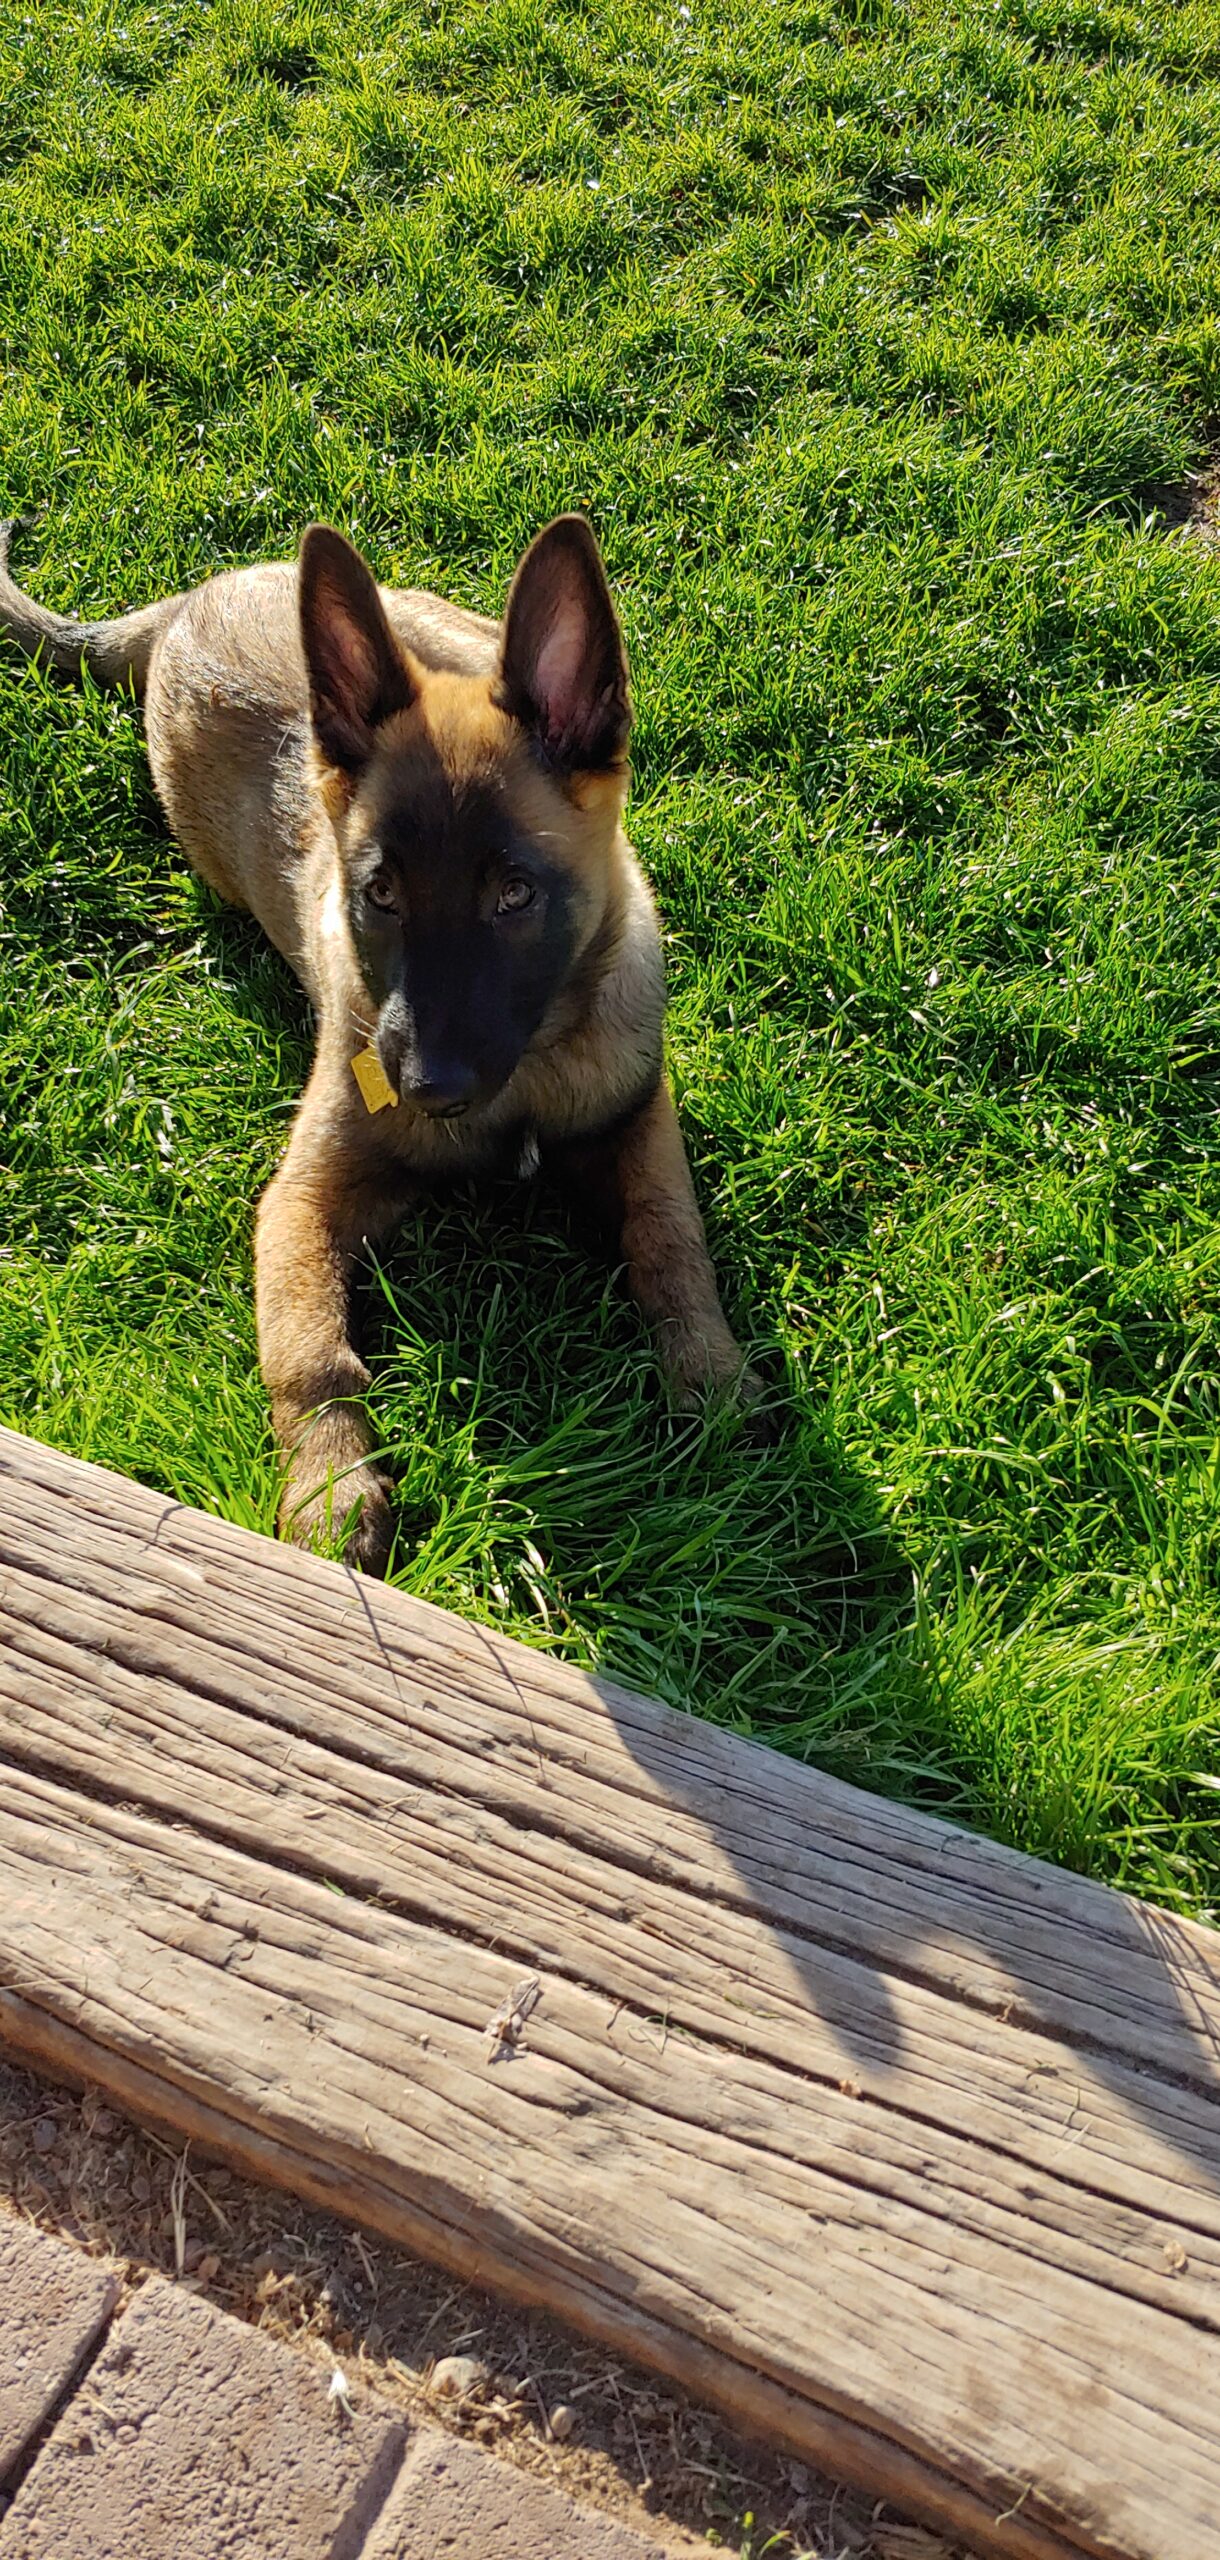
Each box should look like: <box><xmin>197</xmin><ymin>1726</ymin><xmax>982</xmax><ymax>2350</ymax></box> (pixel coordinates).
<box><xmin>484</xmin><ymin>1973</ymin><xmax>542</xmax><ymax>2061</ymax></box>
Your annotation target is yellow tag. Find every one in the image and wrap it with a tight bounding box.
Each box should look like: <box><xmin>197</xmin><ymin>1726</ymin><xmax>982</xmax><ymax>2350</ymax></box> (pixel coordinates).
<box><xmin>351</xmin><ymin>1045</ymin><xmax>399</xmax><ymax>1114</ymax></box>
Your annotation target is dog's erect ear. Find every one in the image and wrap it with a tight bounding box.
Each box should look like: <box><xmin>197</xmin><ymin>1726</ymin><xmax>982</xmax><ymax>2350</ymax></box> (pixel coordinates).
<box><xmin>497</xmin><ymin>516</ymin><xmax>630</xmax><ymax>775</ymax></box>
<box><xmin>299</xmin><ymin>525</ymin><xmax>416</xmax><ymax>772</ymax></box>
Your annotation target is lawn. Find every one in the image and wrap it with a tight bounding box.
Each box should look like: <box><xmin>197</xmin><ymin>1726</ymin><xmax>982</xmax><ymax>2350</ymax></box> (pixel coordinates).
<box><xmin>2</xmin><ymin>0</ymin><xmax>1220</xmax><ymax>1916</ymax></box>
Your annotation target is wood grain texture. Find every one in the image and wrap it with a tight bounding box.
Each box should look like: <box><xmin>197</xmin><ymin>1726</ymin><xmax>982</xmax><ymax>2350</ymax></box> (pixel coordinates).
<box><xmin>0</xmin><ymin>1425</ymin><xmax>1217</xmax><ymax>2560</ymax></box>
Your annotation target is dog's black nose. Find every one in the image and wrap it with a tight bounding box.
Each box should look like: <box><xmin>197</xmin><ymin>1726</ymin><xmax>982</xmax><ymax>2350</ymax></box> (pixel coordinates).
<box><xmin>406</xmin><ymin>1065</ymin><xmax>477</xmax><ymax>1118</ymax></box>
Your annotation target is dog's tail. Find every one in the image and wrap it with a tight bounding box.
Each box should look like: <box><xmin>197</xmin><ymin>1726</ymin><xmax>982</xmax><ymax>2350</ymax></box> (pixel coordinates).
<box><xmin>0</xmin><ymin>522</ymin><xmax>188</xmax><ymax>699</ymax></box>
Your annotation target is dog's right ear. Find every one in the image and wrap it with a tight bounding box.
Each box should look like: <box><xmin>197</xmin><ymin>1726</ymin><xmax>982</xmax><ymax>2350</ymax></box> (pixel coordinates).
<box><xmin>299</xmin><ymin>526</ymin><xmax>416</xmax><ymax>772</ymax></box>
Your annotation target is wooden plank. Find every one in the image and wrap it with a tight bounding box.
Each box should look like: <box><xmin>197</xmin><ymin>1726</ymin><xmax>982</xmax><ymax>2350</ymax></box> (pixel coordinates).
<box><xmin>0</xmin><ymin>1427</ymin><xmax>1217</xmax><ymax>2560</ymax></box>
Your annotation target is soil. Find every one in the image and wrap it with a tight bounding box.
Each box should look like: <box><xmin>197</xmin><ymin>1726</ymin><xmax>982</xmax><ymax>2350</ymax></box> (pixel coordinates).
<box><xmin>0</xmin><ymin>2055</ymin><xmax>962</xmax><ymax>2560</ymax></box>
<box><xmin>1147</xmin><ymin>461</ymin><xmax>1220</xmax><ymax>545</ymax></box>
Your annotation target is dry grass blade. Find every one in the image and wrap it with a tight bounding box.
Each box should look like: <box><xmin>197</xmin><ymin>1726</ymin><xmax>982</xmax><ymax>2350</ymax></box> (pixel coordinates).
<box><xmin>169</xmin><ymin>2146</ymin><xmax>188</xmax><ymax>2280</ymax></box>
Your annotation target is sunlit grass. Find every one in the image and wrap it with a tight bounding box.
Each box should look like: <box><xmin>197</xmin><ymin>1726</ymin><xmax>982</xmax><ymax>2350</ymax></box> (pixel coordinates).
<box><xmin>2</xmin><ymin>0</ymin><xmax>1220</xmax><ymax>1912</ymax></box>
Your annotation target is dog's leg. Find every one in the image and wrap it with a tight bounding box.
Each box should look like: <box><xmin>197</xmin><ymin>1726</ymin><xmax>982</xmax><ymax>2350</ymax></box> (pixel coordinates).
<box><xmin>255</xmin><ymin>1132</ymin><xmax>404</xmax><ymax>1574</ymax></box>
<box><xmin>556</xmin><ymin>1081</ymin><xmax>757</xmax><ymax>1409</ymax></box>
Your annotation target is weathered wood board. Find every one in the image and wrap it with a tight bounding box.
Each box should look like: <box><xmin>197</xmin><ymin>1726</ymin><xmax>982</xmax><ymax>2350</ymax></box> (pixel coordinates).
<box><xmin>0</xmin><ymin>1424</ymin><xmax>1217</xmax><ymax>2560</ymax></box>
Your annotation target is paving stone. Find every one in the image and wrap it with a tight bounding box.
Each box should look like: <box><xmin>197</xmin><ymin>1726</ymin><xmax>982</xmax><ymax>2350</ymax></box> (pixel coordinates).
<box><xmin>362</xmin><ymin>2426</ymin><xmax>682</xmax><ymax>2560</ymax></box>
<box><xmin>0</xmin><ymin>2214</ymin><xmax>118</xmax><ymax>2486</ymax></box>
<box><xmin>0</xmin><ymin>2275</ymin><xmax>407</xmax><ymax>2560</ymax></box>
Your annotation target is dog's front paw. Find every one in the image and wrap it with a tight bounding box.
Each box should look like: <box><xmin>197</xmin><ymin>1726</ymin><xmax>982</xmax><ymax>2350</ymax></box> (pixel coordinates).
<box><xmin>734</xmin><ymin>1361</ymin><xmax>772</xmax><ymax>1421</ymax></box>
<box><xmin>278</xmin><ymin>1448</ymin><xmax>396</xmax><ymax>1576</ymax></box>
<box><xmin>664</xmin><ymin>1325</ymin><xmax>762</xmax><ymax>1417</ymax></box>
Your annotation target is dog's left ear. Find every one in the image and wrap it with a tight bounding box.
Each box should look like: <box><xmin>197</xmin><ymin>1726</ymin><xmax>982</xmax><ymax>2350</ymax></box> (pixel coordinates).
<box><xmin>497</xmin><ymin>516</ymin><xmax>630</xmax><ymax>775</ymax></box>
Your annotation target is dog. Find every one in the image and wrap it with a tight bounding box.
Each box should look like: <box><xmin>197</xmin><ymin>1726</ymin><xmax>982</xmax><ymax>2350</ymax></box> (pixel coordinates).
<box><xmin>0</xmin><ymin>514</ymin><xmax>755</xmax><ymax>1572</ymax></box>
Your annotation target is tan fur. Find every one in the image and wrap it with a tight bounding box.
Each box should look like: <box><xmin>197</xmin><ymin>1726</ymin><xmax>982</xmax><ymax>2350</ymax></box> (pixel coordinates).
<box><xmin>0</xmin><ymin>526</ymin><xmax>754</xmax><ymax>1572</ymax></box>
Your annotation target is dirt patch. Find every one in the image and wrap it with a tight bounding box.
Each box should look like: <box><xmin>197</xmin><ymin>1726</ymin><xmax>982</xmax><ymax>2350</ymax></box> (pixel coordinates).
<box><xmin>0</xmin><ymin>2057</ymin><xmax>962</xmax><ymax>2560</ymax></box>
<box><xmin>1145</xmin><ymin>462</ymin><xmax>1220</xmax><ymax>545</ymax></box>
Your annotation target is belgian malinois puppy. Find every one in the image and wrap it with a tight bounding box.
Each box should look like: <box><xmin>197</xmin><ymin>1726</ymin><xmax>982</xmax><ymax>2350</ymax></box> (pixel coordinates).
<box><xmin>0</xmin><ymin>516</ymin><xmax>754</xmax><ymax>1572</ymax></box>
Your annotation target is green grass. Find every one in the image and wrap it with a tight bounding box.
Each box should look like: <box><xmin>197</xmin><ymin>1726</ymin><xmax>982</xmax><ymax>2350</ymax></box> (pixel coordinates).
<box><xmin>3</xmin><ymin>0</ymin><xmax>1220</xmax><ymax>1917</ymax></box>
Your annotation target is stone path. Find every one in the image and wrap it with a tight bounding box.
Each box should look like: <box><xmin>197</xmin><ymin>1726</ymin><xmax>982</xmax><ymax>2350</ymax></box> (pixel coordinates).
<box><xmin>0</xmin><ymin>2214</ymin><xmax>682</xmax><ymax>2559</ymax></box>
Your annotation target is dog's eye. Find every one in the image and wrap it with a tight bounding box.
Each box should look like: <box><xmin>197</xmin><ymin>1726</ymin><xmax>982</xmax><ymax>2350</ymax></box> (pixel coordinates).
<box><xmin>497</xmin><ymin>878</ymin><xmax>535</xmax><ymax>915</ymax></box>
<box><xmin>365</xmin><ymin>871</ymin><xmax>397</xmax><ymax>911</ymax></box>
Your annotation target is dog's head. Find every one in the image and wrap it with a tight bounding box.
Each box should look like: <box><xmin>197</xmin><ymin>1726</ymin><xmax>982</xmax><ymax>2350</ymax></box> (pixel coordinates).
<box><xmin>299</xmin><ymin>515</ymin><xmax>631</xmax><ymax>1118</ymax></box>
